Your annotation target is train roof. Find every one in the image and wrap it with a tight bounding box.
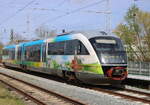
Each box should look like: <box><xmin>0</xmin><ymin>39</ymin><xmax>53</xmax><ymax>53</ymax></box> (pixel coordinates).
<box><xmin>73</xmin><ymin>31</ymin><xmax>119</xmax><ymax>39</ymax></box>
<box><xmin>3</xmin><ymin>45</ymin><xmax>16</xmax><ymax>49</ymax></box>
<box><xmin>45</xmin><ymin>31</ymin><xmax>120</xmax><ymax>44</ymax></box>
<box><xmin>24</xmin><ymin>39</ymin><xmax>44</xmax><ymax>47</ymax></box>
<box><xmin>56</xmin><ymin>31</ymin><xmax>119</xmax><ymax>39</ymax></box>
<box><xmin>3</xmin><ymin>39</ymin><xmax>45</xmax><ymax>49</ymax></box>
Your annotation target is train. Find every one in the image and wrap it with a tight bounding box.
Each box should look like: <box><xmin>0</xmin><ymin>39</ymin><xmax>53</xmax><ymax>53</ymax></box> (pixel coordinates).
<box><xmin>2</xmin><ymin>31</ymin><xmax>128</xmax><ymax>85</ymax></box>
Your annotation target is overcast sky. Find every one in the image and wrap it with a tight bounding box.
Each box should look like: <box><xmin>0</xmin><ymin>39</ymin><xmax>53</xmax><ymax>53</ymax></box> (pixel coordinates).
<box><xmin>0</xmin><ymin>0</ymin><xmax>150</xmax><ymax>43</ymax></box>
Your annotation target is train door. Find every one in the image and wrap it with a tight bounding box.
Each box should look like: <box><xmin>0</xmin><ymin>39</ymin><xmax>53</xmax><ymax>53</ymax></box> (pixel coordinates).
<box><xmin>21</xmin><ymin>44</ymin><xmax>27</xmax><ymax>69</ymax></box>
<box><xmin>16</xmin><ymin>45</ymin><xmax>20</xmax><ymax>67</ymax></box>
<box><xmin>41</xmin><ymin>43</ymin><xmax>46</xmax><ymax>68</ymax></box>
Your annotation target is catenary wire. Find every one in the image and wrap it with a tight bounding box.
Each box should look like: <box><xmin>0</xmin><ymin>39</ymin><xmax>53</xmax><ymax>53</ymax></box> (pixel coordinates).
<box><xmin>39</xmin><ymin>0</ymin><xmax>107</xmax><ymax>26</ymax></box>
<box><xmin>0</xmin><ymin>0</ymin><xmax>36</xmax><ymax>26</ymax></box>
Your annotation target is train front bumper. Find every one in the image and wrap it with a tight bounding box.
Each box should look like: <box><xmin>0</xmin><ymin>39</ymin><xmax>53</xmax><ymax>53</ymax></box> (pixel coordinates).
<box><xmin>75</xmin><ymin>72</ymin><xmax>124</xmax><ymax>85</ymax></box>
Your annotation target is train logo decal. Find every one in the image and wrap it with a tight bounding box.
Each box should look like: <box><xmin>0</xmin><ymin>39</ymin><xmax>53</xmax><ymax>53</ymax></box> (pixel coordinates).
<box><xmin>46</xmin><ymin>54</ymin><xmax>104</xmax><ymax>74</ymax></box>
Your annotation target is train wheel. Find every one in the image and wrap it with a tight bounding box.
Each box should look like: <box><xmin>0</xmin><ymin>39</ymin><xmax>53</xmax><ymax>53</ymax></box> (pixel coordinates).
<box><xmin>64</xmin><ymin>71</ymin><xmax>77</xmax><ymax>82</ymax></box>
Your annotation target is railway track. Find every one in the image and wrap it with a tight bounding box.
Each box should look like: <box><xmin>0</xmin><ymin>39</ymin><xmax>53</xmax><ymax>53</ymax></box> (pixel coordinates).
<box><xmin>0</xmin><ymin>65</ymin><xmax>149</xmax><ymax>104</ymax></box>
<box><xmin>0</xmin><ymin>72</ymin><xmax>87</xmax><ymax>105</ymax></box>
<box><xmin>91</xmin><ymin>87</ymin><xmax>150</xmax><ymax>104</ymax></box>
<box><xmin>0</xmin><ymin>79</ymin><xmax>46</xmax><ymax>105</ymax></box>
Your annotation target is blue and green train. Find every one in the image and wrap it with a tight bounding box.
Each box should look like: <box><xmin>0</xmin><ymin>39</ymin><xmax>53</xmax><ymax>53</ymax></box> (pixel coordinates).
<box><xmin>2</xmin><ymin>32</ymin><xmax>128</xmax><ymax>85</ymax></box>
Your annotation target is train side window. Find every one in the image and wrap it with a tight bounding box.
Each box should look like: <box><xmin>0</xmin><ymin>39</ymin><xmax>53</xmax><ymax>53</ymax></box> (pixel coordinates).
<box><xmin>25</xmin><ymin>46</ymin><xmax>31</xmax><ymax>61</ymax></box>
<box><xmin>77</xmin><ymin>41</ymin><xmax>89</xmax><ymax>55</ymax></box>
<box><xmin>48</xmin><ymin>42</ymin><xmax>64</xmax><ymax>55</ymax></box>
<box><xmin>48</xmin><ymin>43</ymin><xmax>55</xmax><ymax>55</ymax></box>
<box><xmin>47</xmin><ymin>40</ymin><xmax>89</xmax><ymax>55</ymax></box>
<box><xmin>8</xmin><ymin>48</ymin><xmax>15</xmax><ymax>60</ymax></box>
<box><xmin>33</xmin><ymin>45</ymin><xmax>41</xmax><ymax>61</ymax></box>
<box><xmin>3</xmin><ymin>49</ymin><xmax>8</xmax><ymax>55</ymax></box>
<box><xmin>26</xmin><ymin>45</ymin><xmax>41</xmax><ymax>62</ymax></box>
<box><xmin>64</xmin><ymin>40</ymin><xmax>78</xmax><ymax>55</ymax></box>
<box><xmin>57</xmin><ymin>42</ymin><xmax>65</xmax><ymax>55</ymax></box>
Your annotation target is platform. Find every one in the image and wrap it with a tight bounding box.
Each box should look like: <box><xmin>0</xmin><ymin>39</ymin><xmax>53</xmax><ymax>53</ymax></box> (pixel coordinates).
<box><xmin>127</xmin><ymin>74</ymin><xmax>150</xmax><ymax>81</ymax></box>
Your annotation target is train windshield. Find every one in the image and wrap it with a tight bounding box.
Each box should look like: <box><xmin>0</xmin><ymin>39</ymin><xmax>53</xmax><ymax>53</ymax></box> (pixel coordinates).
<box><xmin>89</xmin><ymin>36</ymin><xmax>127</xmax><ymax>64</ymax></box>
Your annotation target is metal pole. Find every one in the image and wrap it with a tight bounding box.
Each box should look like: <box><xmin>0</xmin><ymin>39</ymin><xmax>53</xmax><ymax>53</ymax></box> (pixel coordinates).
<box><xmin>27</xmin><ymin>13</ymin><xmax>30</xmax><ymax>38</ymax></box>
<box><xmin>106</xmin><ymin>0</ymin><xmax>111</xmax><ymax>35</ymax></box>
<box><xmin>148</xmin><ymin>62</ymin><xmax>150</xmax><ymax>89</ymax></box>
<box><xmin>149</xmin><ymin>62</ymin><xmax>150</xmax><ymax>76</ymax></box>
<box><xmin>139</xmin><ymin>62</ymin><xmax>141</xmax><ymax>75</ymax></box>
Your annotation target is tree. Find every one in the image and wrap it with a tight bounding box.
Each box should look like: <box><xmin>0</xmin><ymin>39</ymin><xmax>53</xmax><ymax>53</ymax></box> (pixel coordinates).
<box><xmin>0</xmin><ymin>31</ymin><xmax>4</xmax><ymax>50</ymax></box>
<box><xmin>10</xmin><ymin>29</ymin><xmax>14</xmax><ymax>43</ymax></box>
<box><xmin>114</xmin><ymin>5</ymin><xmax>150</xmax><ymax>61</ymax></box>
<box><xmin>136</xmin><ymin>10</ymin><xmax>150</xmax><ymax>61</ymax></box>
<box><xmin>9</xmin><ymin>29</ymin><xmax>27</xmax><ymax>44</ymax></box>
<box><xmin>0</xmin><ymin>42</ymin><xmax>3</xmax><ymax>50</ymax></box>
<box><xmin>136</xmin><ymin>10</ymin><xmax>150</xmax><ymax>49</ymax></box>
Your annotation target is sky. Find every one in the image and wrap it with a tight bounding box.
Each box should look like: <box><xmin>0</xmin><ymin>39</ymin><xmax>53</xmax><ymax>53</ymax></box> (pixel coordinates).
<box><xmin>0</xmin><ymin>0</ymin><xmax>150</xmax><ymax>44</ymax></box>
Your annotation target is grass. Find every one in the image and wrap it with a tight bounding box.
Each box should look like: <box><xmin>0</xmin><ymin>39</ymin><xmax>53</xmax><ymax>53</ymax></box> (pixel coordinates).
<box><xmin>0</xmin><ymin>83</ymin><xmax>25</xmax><ymax>105</ymax></box>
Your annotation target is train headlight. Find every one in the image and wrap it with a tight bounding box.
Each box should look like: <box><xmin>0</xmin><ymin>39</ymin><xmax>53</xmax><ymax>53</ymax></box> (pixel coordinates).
<box><xmin>101</xmin><ymin>57</ymin><xmax>106</xmax><ymax>63</ymax></box>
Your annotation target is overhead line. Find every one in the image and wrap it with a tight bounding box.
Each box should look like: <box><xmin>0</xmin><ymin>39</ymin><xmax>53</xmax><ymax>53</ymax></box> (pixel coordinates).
<box><xmin>56</xmin><ymin>0</ymin><xmax>69</xmax><ymax>7</ymax></box>
<box><xmin>0</xmin><ymin>0</ymin><xmax>36</xmax><ymax>26</ymax></box>
<box><xmin>39</xmin><ymin>0</ymin><xmax>106</xmax><ymax>26</ymax></box>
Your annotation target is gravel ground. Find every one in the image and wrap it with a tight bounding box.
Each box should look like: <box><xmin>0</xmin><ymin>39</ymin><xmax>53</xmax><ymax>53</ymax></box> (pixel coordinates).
<box><xmin>10</xmin><ymin>90</ymin><xmax>37</xmax><ymax>105</ymax></box>
<box><xmin>0</xmin><ymin>82</ymin><xmax>27</xmax><ymax>105</ymax></box>
<box><xmin>0</xmin><ymin>67</ymin><xmax>149</xmax><ymax>105</ymax></box>
<box><xmin>0</xmin><ymin>74</ymin><xmax>74</xmax><ymax>105</ymax></box>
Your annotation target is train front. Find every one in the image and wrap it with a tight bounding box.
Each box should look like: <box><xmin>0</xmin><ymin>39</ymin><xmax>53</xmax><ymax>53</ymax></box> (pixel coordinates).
<box><xmin>89</xmin><ymin>36</ymin><xmax>128</xmax><ymax>83</ymax></box>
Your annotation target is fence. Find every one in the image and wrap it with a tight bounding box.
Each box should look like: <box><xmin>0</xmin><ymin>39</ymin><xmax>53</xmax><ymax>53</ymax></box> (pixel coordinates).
<box><xmin>128</xmin><ymin>61</ymin><xmax>150</xmax><ymax>76</ymax></box>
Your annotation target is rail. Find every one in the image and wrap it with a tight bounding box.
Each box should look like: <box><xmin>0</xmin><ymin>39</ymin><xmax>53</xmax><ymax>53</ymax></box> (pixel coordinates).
<box><xmin>0</xmin><ymin>78</ymin><xmax>47</xmax><ymax>105</ymax></box>
<box><xmin>0</xmin><ymin>72</ymin><xmax>87</xmax><ymax>105</ymax></box>
<box><xmin>91</xmin><ymin>87</ymin><xmax>150</xmax><ymax>104</ymax></box>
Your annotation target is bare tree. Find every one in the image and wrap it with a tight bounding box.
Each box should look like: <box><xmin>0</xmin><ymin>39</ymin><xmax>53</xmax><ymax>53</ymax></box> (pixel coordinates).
<box><xmin>35</xmin><ymin>26</ymin><xmax>57</xmax><ymax>39</ymax></box>
<box><xmin>9</xmin><ymin>29</ymin><xmax>27</xmax><ymax>44</ymax></box>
